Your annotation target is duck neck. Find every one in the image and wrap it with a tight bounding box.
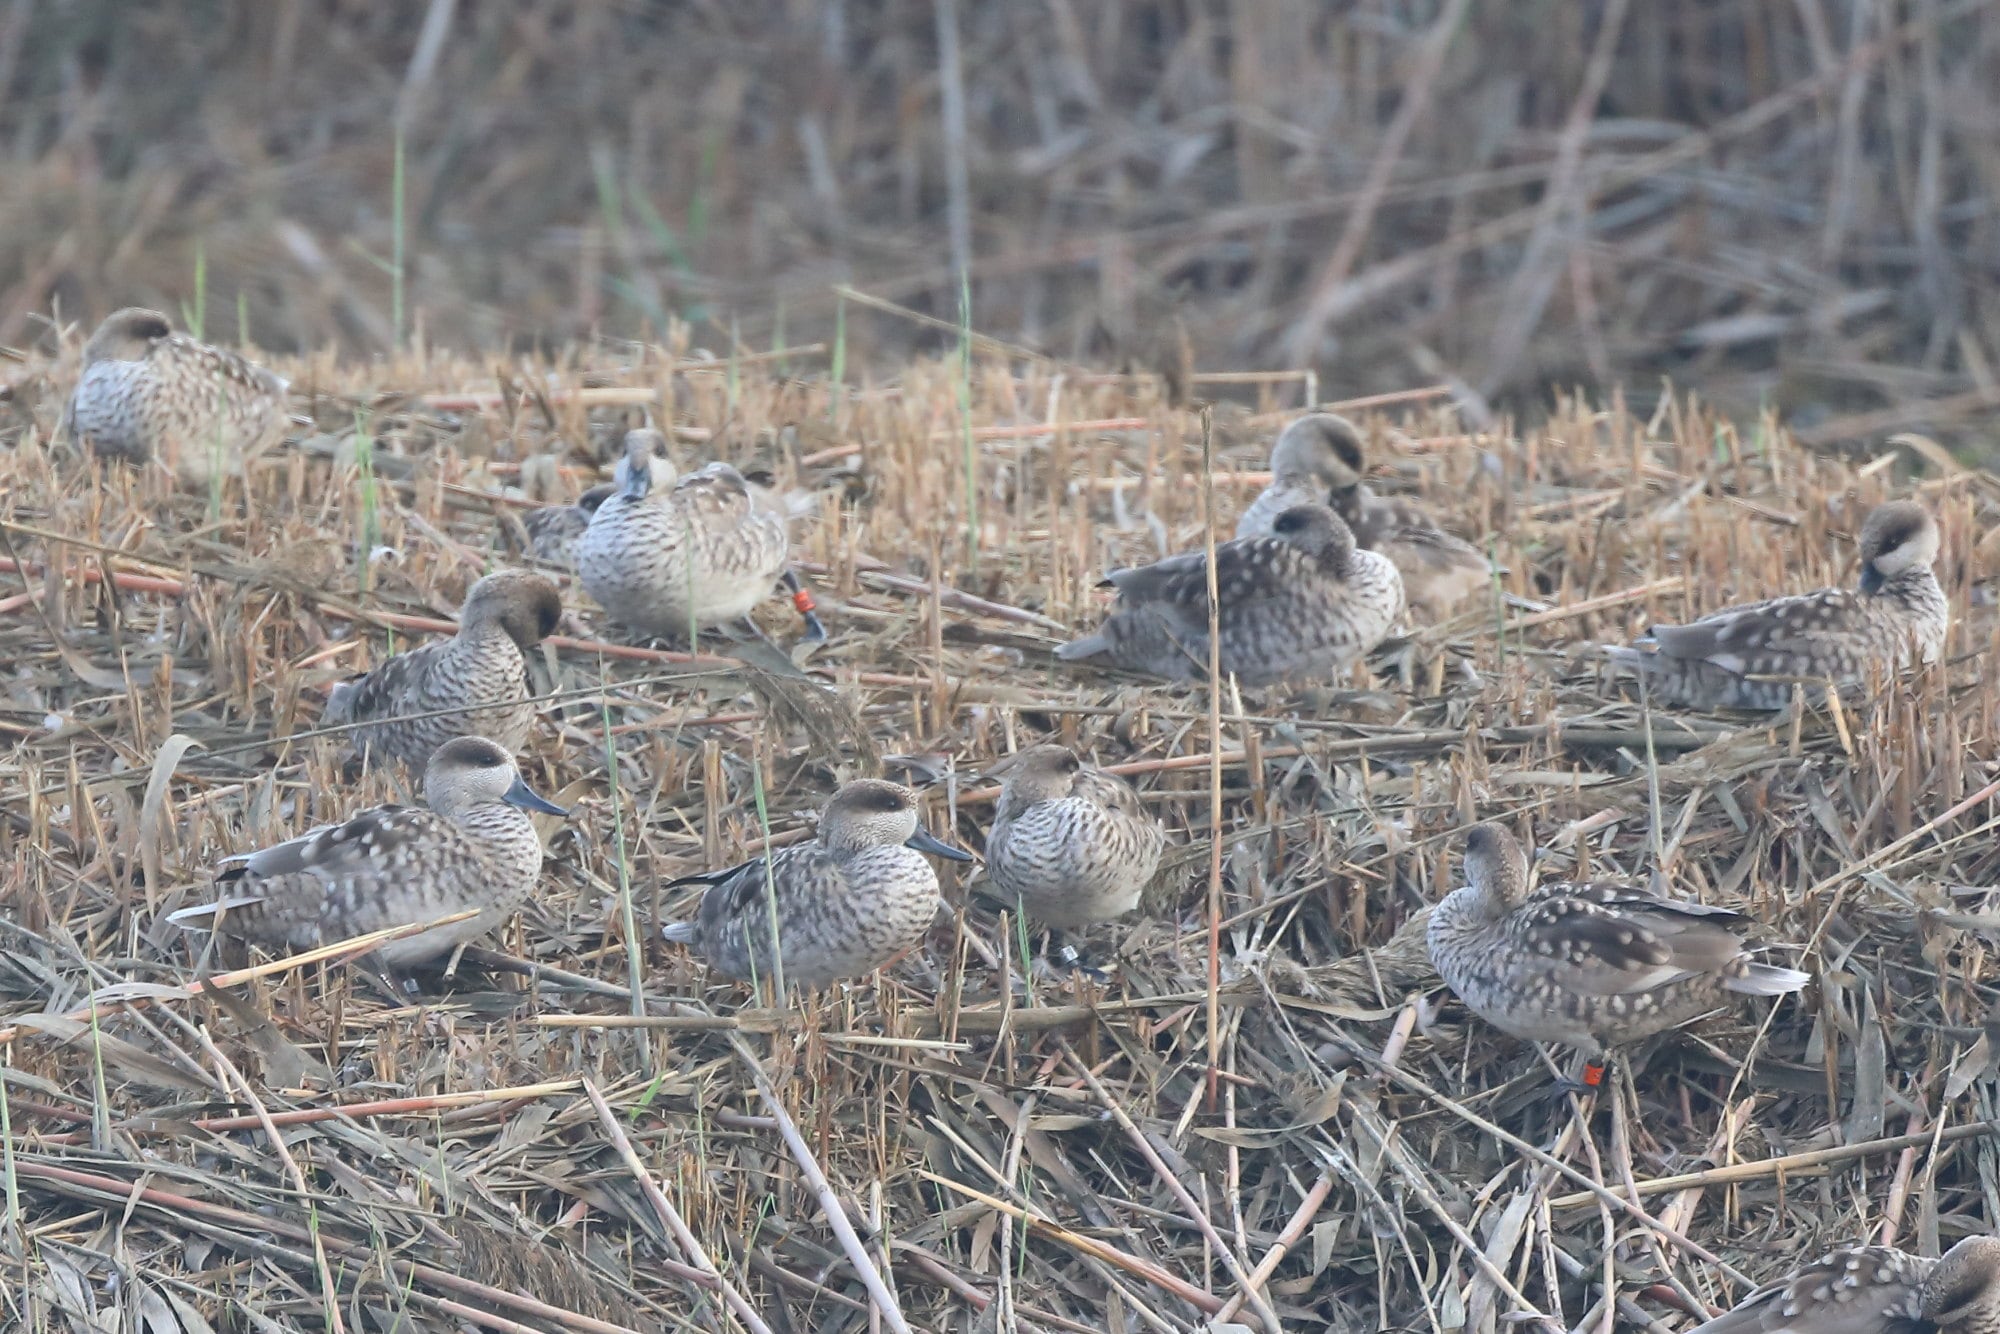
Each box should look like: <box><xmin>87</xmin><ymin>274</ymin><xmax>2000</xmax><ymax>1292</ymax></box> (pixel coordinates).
<box><xmin>454</xmin><ymin>802</ymin><xmax>543</xmax><ymax>869</ymax></box>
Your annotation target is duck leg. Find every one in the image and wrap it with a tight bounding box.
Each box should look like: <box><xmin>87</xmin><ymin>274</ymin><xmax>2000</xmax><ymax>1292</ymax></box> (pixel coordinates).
<box><xmin>356</xmin><ymin>955</ymin><xmax>422</xmax><ymax>1006</ymax></box>
<box><xmin>780</xmin><ymin>568</ymin><xmax>828</xmax><ymax>642</ymax></box>
<box><xmin>1543</xmin><ymin>1046</ymin><xmax>1610</xmax><ymax>1100</ymax></box>
<box><xmin>1032</xmin><ymin>929</ymin><xmax>1115</xmax><ymax>986</ymax></box>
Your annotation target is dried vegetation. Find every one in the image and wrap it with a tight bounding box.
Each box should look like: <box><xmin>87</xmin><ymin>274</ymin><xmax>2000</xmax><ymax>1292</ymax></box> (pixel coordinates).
<box><xmin>4</xmin><ymin>3</ymin><xmax>2000</xmax><ymax>450</ymax></box>
<box><xmin>0</xmin><ymin>319</ymin><xmax>1996</xmax><ymax>1332</ymax></box>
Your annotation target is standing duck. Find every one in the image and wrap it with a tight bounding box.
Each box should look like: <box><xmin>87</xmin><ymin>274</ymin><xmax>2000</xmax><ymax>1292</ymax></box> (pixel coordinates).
<box><xmin>576</xmin><ymin>429</ymin><xmax>824</xmax><ymax>644</ymax></box>
<box><xmin>662</xmin><ymin>779</ymin><xmax>972</xmax><ymax>993</ymax></box>
<box><xmin>1604</xmin><ymin>500</ymin><xmax>1948</xmax><ymax>710</ymax></box>
<box><xmin>1057</xmin><ymin>503</ymin><xmax>1403</xmax><ymax>687</ymax></box>
<box><xmin>984</xmin><ymin>745</ymin><xmax>1164</xmax><ymax>931</ymax></box>
<box><xmin>168</xmin><ymin>736</ymin><xmax>567</xmax><ymax>972</ymax></box>
<box><xmin>1426</xmin><ymin>824</ymin><xmax>1809</xmax><ymax>1087</ymax></box>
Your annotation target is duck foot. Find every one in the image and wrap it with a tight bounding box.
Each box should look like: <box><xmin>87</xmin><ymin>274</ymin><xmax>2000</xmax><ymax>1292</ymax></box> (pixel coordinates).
<box><xmin>1035</xmin><ymin>937</ymin><xmax>1114</xmax><ymax>986</ymax></box>
<box><xmin>357</xmin><ymin>958</ymin><xmax>422</xmax><ymax>1005</ymax></box>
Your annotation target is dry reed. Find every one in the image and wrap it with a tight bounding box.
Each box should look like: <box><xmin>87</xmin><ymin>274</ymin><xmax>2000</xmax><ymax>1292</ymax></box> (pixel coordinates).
<box><xmin>0</xmin><ymin>319</ymin><xmax>1995</xmax><ymax>1332</ymax></box>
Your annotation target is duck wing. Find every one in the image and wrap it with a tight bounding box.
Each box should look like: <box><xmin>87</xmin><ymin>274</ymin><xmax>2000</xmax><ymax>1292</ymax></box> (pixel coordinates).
<box><xmin>323</xmin><ymin>637</ymin><xmax>450</xmax><ymax>728</ymax></box>
<box><xmin>1645</xmin><ymin>588</ymin><xmax>1866</xmax><ymax>676</ymax></box>
<box><xmin>1506</xmin><ymin>882</ymin><xmax>1698</xmax><ymax>997</ymax></box>
<box><xmin>1684</xmin><ymin>1246</ymin><xmax>1930</xmax><ymax>1334</ymax></box>
<box><xmin>1101</xmin><ymin>537</ymin><xmax>1311</xmax><ymax>638</ymax></box>
<box><xmin>672</xmin><ymin>464</ymin><xmax>762</xmax><ymax>536</ymax></box>
<box><xmin>218</xmin><ymin>805</ymin><xmax>456</xmax><ymax>884</ymax></box>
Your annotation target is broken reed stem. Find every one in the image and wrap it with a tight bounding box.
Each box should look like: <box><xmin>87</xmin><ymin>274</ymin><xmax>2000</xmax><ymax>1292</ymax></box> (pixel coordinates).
<box><xmin>1212</xmin><ymin>1171</ymin><xmax>1336</xmax><ymax>1323</ymax></box>
<box><xmin>597</xmin><ymin>663</ymin><xmax>650</xmax><ymax>1045</ymax></box>
<box><xmin>0</xmin><ymin>911</ymin><xmax>481</xmax><ymax>1048</ymax></box>
<box><xmin>13</xmin><ymin>1159</ymin><xmax>645</xmax><ymax>1334</ymax></box>
<box><xmin>1721</xmin><ymin>771</ymin><xmax>2000</xmax><ymax>1107</ymax></box>
<box><xmin>189</xmin><ymin>1025</ymin><xmax>349</xmax><ymax>1334</ymax></box>
<box><xmin>917</xmin><ymin>1170</ymin><xmax>1226</xmax><ymax>1314</ymax></box>
<box><xmin>727</xmin><ymin>1032</ymin><xmax>912</xmax><ymax>1334</ymax></box>
<box><xmin>1346</xmin><ymin>1044</ymin><xmax>1754</xmax><ymax>1288</ymax></box>
<box><xmin>1546</xmin><ymin>1118</ymin><xmax>2000</xmax><ymax>1211</ymax></box>
<box><xmin>109</xmin><ymin>1082</ymin><xmax>582</xmax><ymax>1137</ymax></box>
<box><xmin>1058</xmin><ymin>1038</ymin><xmax>1282</xmax><ymax>1334</ymax></box>
<box><xmin>580</xmin><ymin>1079</ymin><xmax>772</xmax><ymax>1334</ymax></box>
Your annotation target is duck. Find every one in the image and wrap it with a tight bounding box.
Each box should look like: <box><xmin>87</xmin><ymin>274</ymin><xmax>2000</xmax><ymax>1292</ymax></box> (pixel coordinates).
<box><xmin>1426</xmin><ymin>824</ymin><xmax>1809</xmax><ymax>1086</ymax></box>
<box><xmin>662</xmin><ymin>779</ymin><xmax>973</xmax><ymax>992</ymax></box>
<box><xmin>983</xmin><ymin>745</ymin><xmax>1165</xmax><ymax>931</ymax></box>
<box><xmin>1236</xmin><ymin>414</ymin><xmax>1490</xmax><ymax>618</ymax></box>
<box><xmin>523</xmin><ymin>482</ymin><xmax>617</xmax><ymax>568</ymax></box>
<box><xmin>1604</xmin><ymin>500</ymin><xmax>1948</xmax><ymax>711</ymax></box>
<box><xmin>576</xmin><ymin>428</ymin><xmax>825</xmax><ymax>644</ymax></box>
<box><xmin>1687</xmin><ymin>1235</ymin><xmax>2000</xmax><ymax>1333</ymax></box>
<box><xmin>1056</xmin><ymin>503</ymin><xmax>1403</xmax><ymax>687</ymax></box>
<box><xmin>517</xmin><ymin>439</ymin><xmax>684</xmax><ymax>569</ymax></box>
<box><xmin>63</xmin><ymin>308</ymin><xmax>290</xmax><ymax>487</ymax></box>
<box><xmin>323</xmin><ymin>569</ymin><xmax>562</xmax><ymax>769</ymax></box>
<box><xmin>167</xmin><ymin>736</ymin><xmax>567</xmax><ymax>971</ymax></box>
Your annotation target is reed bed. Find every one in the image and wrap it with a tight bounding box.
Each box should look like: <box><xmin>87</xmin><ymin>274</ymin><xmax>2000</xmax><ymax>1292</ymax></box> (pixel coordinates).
<box><xmin>6</xmin><ymin>3</ymin><xmax>2000</xmax><ymax>451</ymax></box>
<box><xmin>0</xmin><ymin>323</ymin><xmax>1998</xmax><ymax>1333</ymax></box>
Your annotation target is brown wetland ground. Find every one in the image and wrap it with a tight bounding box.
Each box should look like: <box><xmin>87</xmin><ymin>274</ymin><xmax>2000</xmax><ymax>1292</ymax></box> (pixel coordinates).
<box><xmin>0</xmin><ymin>316</ymin><xmax>1999</xmax><ymax>1332</ymax></box>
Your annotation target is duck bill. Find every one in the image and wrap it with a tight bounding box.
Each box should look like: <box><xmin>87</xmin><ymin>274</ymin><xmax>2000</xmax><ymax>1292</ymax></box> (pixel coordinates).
<box><xmin>1858</xmin><ymin>563</ymin><xmax>1884</xmax><ymax>595</ymax></box>
<box><xmin>504</xmin><ymin>777</ymin><xmax>570</xmax><ymax>818</ymax></box>
<box><xmin>617</xmin><ymin>455</ymin><xmax>652</xmax><ymax>501</ymax></box>
<box><xmin>904</xmin><ymin>828</ymin><xmax>974</xmax><ymax>862</ymax></box>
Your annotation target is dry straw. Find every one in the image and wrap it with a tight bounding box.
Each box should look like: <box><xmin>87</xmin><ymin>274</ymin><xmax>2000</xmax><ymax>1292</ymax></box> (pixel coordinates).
<box><xmin>0</xmin><ymin>318</ymin><xmax>1995</xmax><ymax>1331</ymax></box>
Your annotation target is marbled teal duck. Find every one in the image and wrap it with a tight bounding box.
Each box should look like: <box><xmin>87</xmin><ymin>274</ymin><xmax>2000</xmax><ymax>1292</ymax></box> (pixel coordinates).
<box><xmin>576</xmin><ymin>428</ymin><xmax>824</xmax><ymax>644</ymax></box>
<box><xmin>1236</xmin><ymin>413</ymin><xmax>1490</xmax><ymax>618</ymax></box>
<box><xmin>984</xmin><ymin>745</ymin><xmax>1164</xmax><ymax>930</ymax></box>
<box><xmin>324</xmin><ymin>569</ymin><xmax>562</xmax><ymax>769</ymax></box>
<box><xmin>64</xmin><ymin>308</ymin><xmax>289</xmax><ymax>487</ymax></box>
<box><xmin>523</xmin><ymin>482</ymin><xmax>617</xmax><ymax>568</ymax></box>
<box><xmin>662</xmin><ymin>779</ymin><xmax>972</xmax><ymax>992</ymax></box>
<box><xmin>168</xmin><ymin>736</ymin><xmax>567</xmax><ymax>970</ymax></box>
<box><xmin>1427</xmin><ymin>824</ymin><xmax>1809</xmax><ymax>1085</ymax></box>
<box><xmin>1688</xmin><ymin>1235</ymin><xmax>2000</xmax><ymax>1334</ymax></box>
<box><xmin>1057</xmin><ymin>503</ymin><xmax>1402</xmax><ymax>687</ymax></box>
<box><xmin>1604</xmin><ymin>500</ymin><xmax>1947</xmax><ymax>711</ymax></box>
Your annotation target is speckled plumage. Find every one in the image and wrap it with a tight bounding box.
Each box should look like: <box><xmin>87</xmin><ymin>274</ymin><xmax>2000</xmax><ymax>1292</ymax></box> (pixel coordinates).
<box><xmin>324</xmin><ymin>569</ymin><xmax>562</xmax><ymax>769</ymax></box>
<box><xmin>1605</xmin><ymin>501</ymin><xmax>1948</xmax><ymax>710</ymax></box>
<box><xmin>1236</xmin><ymin>414</ymin><xmax>1489</xmax><ymax>617</ymax></box>
<box><xmin>1057</xmin><ymin>504</ymin><xmax>1403</xmax><ymax>687</ymax></box>
<box><xmin>1690</xmin><ymin>1236</ymin><xmax>2000</xmax><ymax>1334</ymax></box>
<box><xmin>662</xmin><ymin>779</ymin><xmax>973</xmax><ymax>991</ymax></box>
<box><xmin>984</xmin><ymin>745</ymin><xmax>1165</xmax><ymax>929</ymax></box>
<box><xmin>1427</xmin><ymin>825</ymin><xmax>1809</xmax><ymax>1060</ymax></box>
<box><xmin>168</xmin><ymin>737</ymin><xmax>565</xmax><ymax>968</ymax></box>
<box><xmin>576</xmin><ymin>428</ymin><xmax>794</xmax><ymax>639</ymax></box>
<box><xmin>64</xmin><ymin>308</ymin><xmax>289</xmax><ymax>487</ymax></box>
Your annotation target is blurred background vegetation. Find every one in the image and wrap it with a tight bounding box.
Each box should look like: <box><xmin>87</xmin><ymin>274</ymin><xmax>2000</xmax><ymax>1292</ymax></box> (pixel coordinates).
<box><xmin>2</xmin><ymin>0</ymin><xmax>1997</xmax><ymax>446</ymax></box>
